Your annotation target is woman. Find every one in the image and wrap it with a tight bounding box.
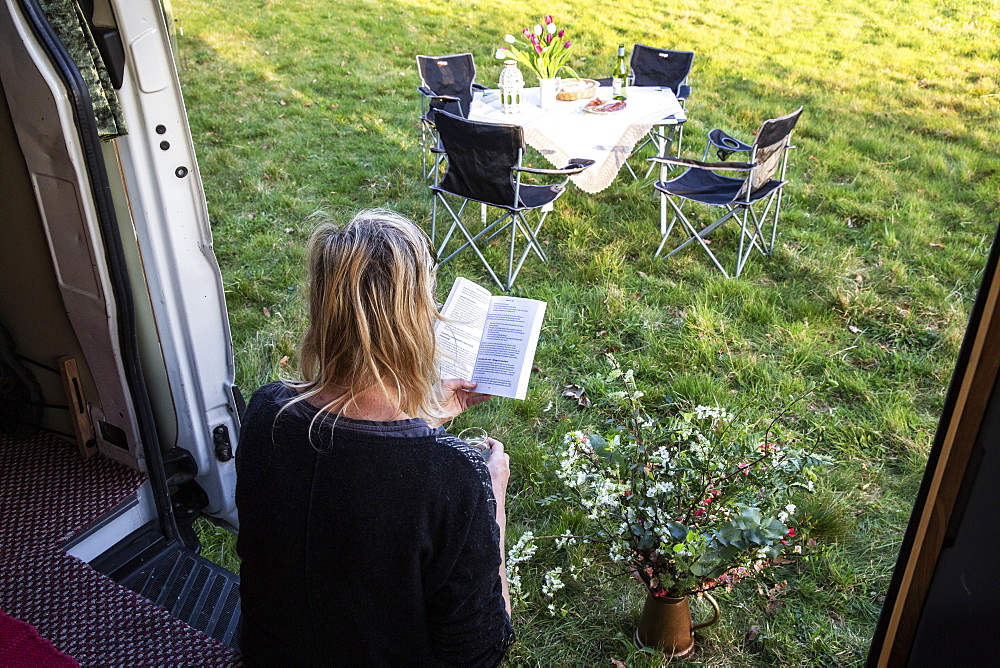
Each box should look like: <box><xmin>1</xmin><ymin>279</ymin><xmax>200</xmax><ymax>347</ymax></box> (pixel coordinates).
<box><xmin>236</xmin><ymin>209</ymin><xmax>514</xmax><ymax>666</ymax></box>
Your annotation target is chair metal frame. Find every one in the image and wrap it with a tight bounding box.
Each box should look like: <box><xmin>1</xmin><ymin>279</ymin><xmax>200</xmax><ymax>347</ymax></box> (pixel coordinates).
<box><xmin>416</xmin><ymin>53</ymin><xmax>487</xmax><ymax>180</ymax></box>
<box><xmin>430</xmin><ymin>111</ymin><xmax>592</xmax><ymax>291</ymax></box>
<box><xmin>649</xmin><ymin>107</ymin><xmax>803</xmax><ymax>278</ymax></box>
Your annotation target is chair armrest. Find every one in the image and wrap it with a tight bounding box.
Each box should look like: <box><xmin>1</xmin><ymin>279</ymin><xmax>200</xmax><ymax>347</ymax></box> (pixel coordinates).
<box><xmin>515</xmin><ymin>158</ymin><xmax>594</xmax><ymax>176</ymax></box>
<box><xmin>430</xmin><ymin>147</ymin><xmax>447</xmax><ymax>154</ymax></box>
<box><xmin>648</xmin><ymin>156</ymin><xmax>753</xmax><ymax>171</ymax></box>
<box><xmin>676</xmin><ymin>84</ymin><xmax>691</xmax><ymax>101</ymax></box>
<box><xmin>418</xmin><ymin>85</ymin><xmax>434</xmax><ymax>97</ymax></box>
<box><xmin>472</xmin><ymin>82</ymin><xmax>489</xmax><ymax>92</ymax></box>
<box><xmin>705</xmin><ymin>129</ymin><xmax>752</xmax><ymax>153</ymax></box>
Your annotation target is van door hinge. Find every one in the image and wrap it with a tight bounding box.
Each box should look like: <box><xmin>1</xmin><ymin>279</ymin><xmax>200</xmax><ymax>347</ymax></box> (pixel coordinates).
<box><xmin>213</xmin><ymin>424</ymin><xmax>233</xmax><ymax>461</ymax></box>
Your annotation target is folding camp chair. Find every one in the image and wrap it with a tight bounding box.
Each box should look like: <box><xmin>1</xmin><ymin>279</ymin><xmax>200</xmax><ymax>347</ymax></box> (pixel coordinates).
<box><xmin>599</xmin><ymin>45</ymin><xmax>694</xmax><ymax>179</ymax></box>
<box><xmin>627</xmin><ymin>45</ymin><xmax>694</xmax><ymax>179</ymax></box>
<box><xmin>648</xmin><ymin>107</ymin><xmax>802</xmax><ymax>277</ymax></box>
<box><xmin>416</xmin><ymin>53</ymin><xmax>487</xmax><ymax>179</ymax></box>
<box><xmin>430</xmin><ymin>111</ymin><xmax>593</xmax><ymax>291</ymax></box>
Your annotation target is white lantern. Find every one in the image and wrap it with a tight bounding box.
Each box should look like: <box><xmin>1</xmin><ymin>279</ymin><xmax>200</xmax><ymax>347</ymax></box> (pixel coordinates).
<box><xmin>499</xmin><ymin>60</ymin><xmax>524</xmax><ymax>114</ymax></box>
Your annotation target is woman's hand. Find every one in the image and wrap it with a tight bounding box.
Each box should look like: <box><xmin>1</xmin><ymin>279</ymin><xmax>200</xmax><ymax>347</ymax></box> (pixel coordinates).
<box><xmin>428</xmin><ymin>379</ymin><xmax>491</xmax><ymax>428</ymax></box>
<box><xmin>485</xmin><ymin>437</ymin><xmax>510</xmax><ymax>504</ymax></box>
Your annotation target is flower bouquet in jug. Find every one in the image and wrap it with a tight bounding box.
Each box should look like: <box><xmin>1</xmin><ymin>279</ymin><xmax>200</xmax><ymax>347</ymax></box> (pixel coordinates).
<box><xmin>508</xmin><ymin>355</ymin><xmax>831</xmax><ymax>616</ymax></box>
<box><xmin>494</xmin><ymin>14</ymin><xmax>580</xmax><ymax>81</ymax></box>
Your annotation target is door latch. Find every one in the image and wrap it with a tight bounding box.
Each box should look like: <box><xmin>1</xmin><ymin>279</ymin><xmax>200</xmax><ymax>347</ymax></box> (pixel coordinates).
<box><xmin>212</xmin><ymin>424</ymin><xmax>233</xmax><ymax>461</ymax></box>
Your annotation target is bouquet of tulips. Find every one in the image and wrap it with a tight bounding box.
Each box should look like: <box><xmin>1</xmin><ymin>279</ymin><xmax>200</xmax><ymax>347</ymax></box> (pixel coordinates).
<box><xmin>494</xmin><ymin>14</ymin><xmax>580</xmax><ymax>80</ymax></box>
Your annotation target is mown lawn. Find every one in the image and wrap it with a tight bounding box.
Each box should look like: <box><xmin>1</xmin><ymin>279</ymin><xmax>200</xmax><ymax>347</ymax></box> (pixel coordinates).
<box><xmin>177</xmin><ymin>0</ymin><xmax>1000</xmax><ymax>664</ymax></box>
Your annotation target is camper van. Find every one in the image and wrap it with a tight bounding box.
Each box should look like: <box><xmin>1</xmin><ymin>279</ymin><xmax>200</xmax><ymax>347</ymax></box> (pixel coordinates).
<box><xmin>1</xmin><ymin>0</ymin><xmax>242</xmax><ymax>662</ymax></box>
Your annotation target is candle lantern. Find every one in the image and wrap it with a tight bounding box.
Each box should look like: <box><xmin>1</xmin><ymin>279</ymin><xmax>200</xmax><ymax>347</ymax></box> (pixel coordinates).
<box><xmin>498</xmin><ymin>60</ymin><xmax>524</xmax><ymax>114</ymax></box>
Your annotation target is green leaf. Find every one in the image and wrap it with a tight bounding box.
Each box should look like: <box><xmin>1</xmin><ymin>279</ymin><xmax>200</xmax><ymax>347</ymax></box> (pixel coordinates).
<box><xmin>638</xmin><ymin>531</ymin><xmax>656</xmax><ymax>549</ymax></box>
<box><xmin>739</xmin><ymin>506</ymin><xmax>763</xmax><ymax>525</ymax></box>
<box><xmin>665</xmin><ymin>522</ymin><xmax>689</xmax><ymax>540</ymax></box>
<box><xmin>719</xmin><ymin>524</ymin><xmax>744</xmax><ymax>544</ymax></box>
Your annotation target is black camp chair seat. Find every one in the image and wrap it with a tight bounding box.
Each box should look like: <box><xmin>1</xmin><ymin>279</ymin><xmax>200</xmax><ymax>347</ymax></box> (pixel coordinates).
<box><xmin>649</xmin><ymin>107</ymin><xmax>803</xmax><ymax>277</ymax></box>
<box><xmin>416</xmin><ymin>53</ymin><xmax>487</xmax><ymax>179</ymax></box>
<box><xmin>597</xmin><ymin>45</ymin><xmax>695</xmax><ymax>179</ymax></box>
<box><xmin>430</xmin><ymin>111</ymin><xmax>591</xmax><ymax>291</ymax></box>
<box><xmin>656</xmin><ymin>169</ymin><xmax>783</xmax><ymax>205</ymax></box>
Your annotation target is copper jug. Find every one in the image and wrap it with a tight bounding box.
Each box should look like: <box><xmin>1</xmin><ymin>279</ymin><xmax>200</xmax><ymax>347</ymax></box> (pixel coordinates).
<box><xmin>634</xmin><ymin>591</ymin><xmax>720</xmax><ymax>658</ymax></box>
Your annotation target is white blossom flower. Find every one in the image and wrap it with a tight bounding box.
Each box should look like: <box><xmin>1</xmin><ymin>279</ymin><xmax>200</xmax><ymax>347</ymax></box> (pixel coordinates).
<box><xmin>542</xmin><ymin>568</ymin><xmax>565</xmax><ymax>598</ymax></box>
<box><xmin>504</xmin><ymin>34</ymin><xmax>516</xmax><ymax>43</ymax></box>
<box><xmin>533</xmin><ymin>24</ymin><xmax>543</xmax><ymax>35</ymax></box>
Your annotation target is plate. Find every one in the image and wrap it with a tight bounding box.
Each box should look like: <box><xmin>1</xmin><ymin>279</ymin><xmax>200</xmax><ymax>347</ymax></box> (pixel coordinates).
<box><xmin>583</xmin><ymin>99</ymin><xmax>627</xmax><ymax>114</ymax></box>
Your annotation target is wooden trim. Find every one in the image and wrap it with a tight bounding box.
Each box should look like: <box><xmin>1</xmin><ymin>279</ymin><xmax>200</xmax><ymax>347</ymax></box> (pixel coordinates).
<box><xmin>58</xmin><ymin>356</ymin><xmax>97</xmax><ymax>458</ymax></box>
<box><xmin>874</xmin><ymin>255</ymin><xmax>1000</xmax><ymax>666</ymax></box>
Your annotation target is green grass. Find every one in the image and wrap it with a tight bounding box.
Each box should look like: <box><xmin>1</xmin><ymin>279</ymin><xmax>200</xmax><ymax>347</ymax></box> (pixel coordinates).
<box><xmin>179</xmin><ymin>0</ymin><xmax>1000</xmax><ymax>664</ymax></box>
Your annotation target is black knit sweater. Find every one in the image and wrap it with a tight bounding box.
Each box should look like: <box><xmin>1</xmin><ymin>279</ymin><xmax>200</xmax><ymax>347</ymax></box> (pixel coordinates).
<box><xmin>236</xmin><ymin>382</ymin><xmax>514</xmax><ymax>666</ymax></box>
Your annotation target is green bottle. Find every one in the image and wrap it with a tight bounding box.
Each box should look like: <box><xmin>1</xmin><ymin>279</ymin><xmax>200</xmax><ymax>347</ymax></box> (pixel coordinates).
<box><xmin>612</xmin><ymin>44</ymin><xmax>628</xmax><ymax>101</ymax></box>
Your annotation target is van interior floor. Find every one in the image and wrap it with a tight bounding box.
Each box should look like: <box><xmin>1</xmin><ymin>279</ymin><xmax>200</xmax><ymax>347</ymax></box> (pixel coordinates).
<box><xmin>0</xmin><ymin>431</ymin><xmax>242</xmax><ymax>666</ymax></box>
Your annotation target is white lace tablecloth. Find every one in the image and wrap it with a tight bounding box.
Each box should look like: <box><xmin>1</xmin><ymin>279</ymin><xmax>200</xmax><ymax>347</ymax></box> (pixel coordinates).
<box><xmin>469</xmin><ymin>86</ymin><xmax>685</xmax><ymax>194</ymax></box>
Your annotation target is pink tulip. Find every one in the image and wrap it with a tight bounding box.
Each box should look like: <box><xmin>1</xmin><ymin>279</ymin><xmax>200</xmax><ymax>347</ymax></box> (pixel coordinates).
<box><xmin>522</xmin><ymin>28</ymin><xmax>531</xmax><ymax>38</ymax></box>
<box><xmin>563</xmin><ymin>41</ymin><xmax>572</xmax><ymax>48</ymax></box>
<box><xmin>546</xmin><ymin>33</ymin><xmax>553</xmax><ymax>43</ymax></box>
<box><xmin>544</xmin><ymin>14</ymin><xmax>553</xmax><ymax>24</ymax></box>
<box><xmin>558</xmin><ymin>29</ymin><xmax>565</xmax><ymax>38</ymax></box>
<box><xmin>534</xmin><ymin>43</ymin><xmax>543</xmax><ymax>54</ymax></box>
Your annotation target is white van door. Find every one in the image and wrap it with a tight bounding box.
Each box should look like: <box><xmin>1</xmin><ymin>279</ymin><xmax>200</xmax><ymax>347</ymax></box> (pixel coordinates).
<box><xmin>0</xmin><ymin>0</ymin><xmax>240</xmax><ymax>530</ymax></box>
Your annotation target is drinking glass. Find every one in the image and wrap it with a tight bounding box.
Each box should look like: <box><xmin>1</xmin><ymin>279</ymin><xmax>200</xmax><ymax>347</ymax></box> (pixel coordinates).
<box><xmin>458</xmin><ymin>427</ymin><xmax>491</xmax><ymax>460</ymax></box>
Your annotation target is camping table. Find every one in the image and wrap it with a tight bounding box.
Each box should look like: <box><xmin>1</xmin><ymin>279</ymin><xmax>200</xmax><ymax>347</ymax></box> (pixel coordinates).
<box><xmin>468</xmin><ymin>85</ymin><xmax>686</xmax><ymax>194</ymax></box>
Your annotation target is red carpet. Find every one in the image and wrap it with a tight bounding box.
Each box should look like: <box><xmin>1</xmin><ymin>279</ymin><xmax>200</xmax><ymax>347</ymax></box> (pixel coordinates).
<box><xmin>0</xmin><ymin>608</ymin><xmax>79</xmax><ymax>667</ymax></box>
<box><xmin>0</xmin><ymin>432</ymin><xmax>242</xmax><ymax>666</ymax></box>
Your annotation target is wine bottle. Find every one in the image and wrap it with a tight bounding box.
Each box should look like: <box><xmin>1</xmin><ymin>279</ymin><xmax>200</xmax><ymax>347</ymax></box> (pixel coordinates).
<box><xmin>612</xmin><ymin>43</ymin><xmax>628</xmax><ymax>101</ymax></box>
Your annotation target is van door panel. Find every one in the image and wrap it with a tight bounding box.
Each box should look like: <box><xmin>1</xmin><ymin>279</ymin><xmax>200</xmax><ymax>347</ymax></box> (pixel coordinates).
<box><xmin>1</xmin><ymin>0</ymin><xmax>142</xmax><ymax>471</ymax></box>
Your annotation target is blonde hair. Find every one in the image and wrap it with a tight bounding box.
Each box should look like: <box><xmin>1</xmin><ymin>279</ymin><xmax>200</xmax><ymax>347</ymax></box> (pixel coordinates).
<box><xmin>286</xmin><ymin>209</ymin><xmax>443</xmax><ymax>421</ymax></box>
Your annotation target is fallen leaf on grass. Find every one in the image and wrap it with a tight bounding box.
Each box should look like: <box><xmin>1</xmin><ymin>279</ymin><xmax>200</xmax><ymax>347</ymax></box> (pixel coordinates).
<box><xmin>929</xmin><ymin>243</ymin><xmax>945</xmax><ymax>248</ymax></box>
<box><xmin>278</xmin><ymin>356</ymin><xmax>289</xmax><ymax>365</ymax></box>
<box><xmin>596</xmin><ymin>330</ymin><xmax>607</xmax><ymax>337</ymax></box>
<box><xmin>611</xmin><ymin>659</ymin><xmax>627</xmax><ymax>668</ymax></box>
<box><xmin>562</xmin><ymin>384</ymin><xmax>591</xmax><ymax>407</ymax></box>
<box><xmin>759</xmin><ymin>580</ymin><xmax>788</xmax><ymax>616</ymax></box>
<box><xmin>278</xmin><ymin>99</ymin><xmax>286</xmax><ymax>106</ymax></box>
<box><xmin>848</xmin><ymin>325</ymin><xmax>862</xmax><ymax>334</ymax></box>
<box><xmin>747</xmin><ymin>625</ymin><xmax>760</xmax><ymax>641</ymax></box>
<box><xmin>808</xmin><ymin>155</ymin><xmax>819</xmax><ymax>162</ymax></box>
<box><xmin>262</xmin><ymin>307</ymin><xmax>271</xmax><ymax>317</ymax></box>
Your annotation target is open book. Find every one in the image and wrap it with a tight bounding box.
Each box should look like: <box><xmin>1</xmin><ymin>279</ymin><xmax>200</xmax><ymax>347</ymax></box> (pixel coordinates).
<box><xmin>435</xmin><ymin>277</ymin><xmax>546</xmax><ymax>400</ymax></box>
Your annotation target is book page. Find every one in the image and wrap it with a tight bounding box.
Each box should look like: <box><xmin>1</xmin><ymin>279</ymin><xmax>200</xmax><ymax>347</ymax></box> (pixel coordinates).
<box><xmin>435</xmin><ymin>277</ymin><xmax>491</xmax><ymax>380</ymax></box>
<box><xmin>470</xmin><ymin>297</ymin><xmax>546</xmax><ymax>400</ymax></box>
